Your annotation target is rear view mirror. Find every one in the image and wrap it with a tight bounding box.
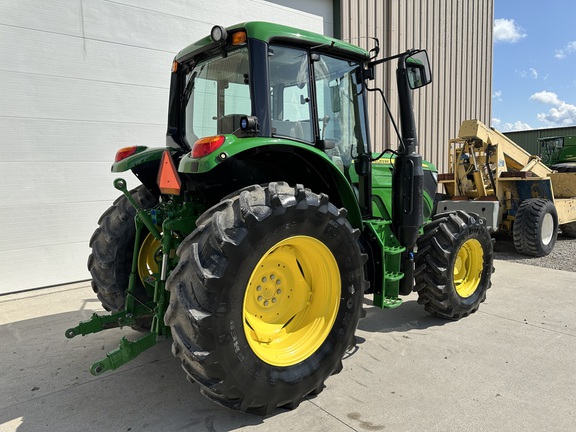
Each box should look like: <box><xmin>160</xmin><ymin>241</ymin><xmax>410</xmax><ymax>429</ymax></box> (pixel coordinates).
<box><xmin>406</xmin><ymin>51</ymin><xmax>432</xmax><ymax>89</ymax></box>
<box><xmin>355</xmin><ymin>153</ymin><xmax>370</xmax><ymax>177</ymax></box>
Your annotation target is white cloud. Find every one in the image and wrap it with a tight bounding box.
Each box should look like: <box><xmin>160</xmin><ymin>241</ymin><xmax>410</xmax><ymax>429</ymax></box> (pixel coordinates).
<box><xmin>518</xmin><ymin>68</ymin><xmax>538</xmax><ymax>79</ymax></box>
<box><xmin>501</xmin><ymin>121</ymin><xmax>532</xmax><ymax>132</ymax></box>
<box><xmin>530</xmin><ymin>91</ymin><xmax>562</xmax><ymax>105</ymax></box>
<box><xmin>492</xmin><ymin>90</ymin><xmax>503</xmax><ymax>102</ymax></box>
<box><xmin>530</xmin><ymin>91</ymin><xmax>576</xmax><ymax>126</ymax></box>
<box><xmin>555</xmin><ymin>41</ymin><xmax>576</xmax><ymax>59</ymax></box>
<box><xmin>494</xmin><ymin>18</ymin><xmax>527</xmax><ymax>43</ymax></box>
<box><xmin>492</xmin><ymin>117</ymin><xmax>532</xmax><ymax>132</ymax></box>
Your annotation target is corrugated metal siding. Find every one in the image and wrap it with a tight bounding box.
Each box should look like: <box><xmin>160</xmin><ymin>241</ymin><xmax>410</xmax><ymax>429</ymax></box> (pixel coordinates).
<box><xmin>504</xmin><ymin>127</ymin><xmax>576</xmax><ymax>156</ymax></box>
<box><xmin>341</xmin><ymin>0</ymin><xmax>494</xmax><ymax>174</ymax></box>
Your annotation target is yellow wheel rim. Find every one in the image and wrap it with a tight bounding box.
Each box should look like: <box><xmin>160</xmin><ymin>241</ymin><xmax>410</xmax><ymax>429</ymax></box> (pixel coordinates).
<box><xmin>243</xmin><ymin>235</ymin><xmax>340</xmax><ymax>367</ymax></box>
<box><xmin>453</xmin><ymin>238</ymin><xmax>484</xmax><ymax>298</ymax></box>
<box><xmin>138</xmin><ymin>232</ymin><xmax>161</xmax><ymax>285</ymax></box>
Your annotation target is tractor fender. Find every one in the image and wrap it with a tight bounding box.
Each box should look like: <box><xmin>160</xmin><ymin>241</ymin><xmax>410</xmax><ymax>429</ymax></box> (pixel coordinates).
<box><xmin>111</xmin><ymin>147</ymin><xmax>165</xmax><ymax>173</ymax></box>
<box><xmin>179</xmin><ymin>136</ymin><xmax>363</xmax><ymax>229</ymax></box>
<box><xmin>111</xmin><ymin>147</ymin><xmax>167</xmax><ymax>195</ymax></box>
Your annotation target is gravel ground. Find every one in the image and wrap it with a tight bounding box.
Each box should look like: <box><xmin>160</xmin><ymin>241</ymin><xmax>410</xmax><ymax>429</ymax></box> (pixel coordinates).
<box><xmin>493</xmin><ymin>231</ymin><xmax>576</xmax><ymax>272</ymax></box>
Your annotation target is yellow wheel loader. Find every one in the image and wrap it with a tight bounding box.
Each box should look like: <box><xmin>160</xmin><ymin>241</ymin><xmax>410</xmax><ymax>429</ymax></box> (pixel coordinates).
<box><xmin>438</xmin><ymin>120</ymin><xmax>576</xmax><ymax>256</ymax></box>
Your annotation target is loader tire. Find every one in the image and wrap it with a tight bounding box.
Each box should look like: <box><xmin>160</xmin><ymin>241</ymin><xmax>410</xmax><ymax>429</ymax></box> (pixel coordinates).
<box><xmin>560</xmin><ymin>222</ymin><xmax>576</xmax><ymax>238</ymax></box>
<box><xmin>513</xmin><ymin>198</ymin><xmax>558</xmax><ymax>257</ymax></box>
<box><xmin>165</xmin><ymin>182</ymin><xmax>366</xmax><ymax>415</ymax></box>
<box><xmin>414</xmin><ymin>210</ymin><xmax>493</xmax><ymax>320</ymax></box>
<box><xmin>87</xmin><ymin>185</ymin><xmax>158</xmax><ymax>328</ymax></box>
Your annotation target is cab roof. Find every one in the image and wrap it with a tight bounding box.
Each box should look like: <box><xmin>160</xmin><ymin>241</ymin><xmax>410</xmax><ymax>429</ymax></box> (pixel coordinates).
<box><xmin>175</xmin><ymin>21</ymin><xmax>370</xmax><ymax>63</ymax></box>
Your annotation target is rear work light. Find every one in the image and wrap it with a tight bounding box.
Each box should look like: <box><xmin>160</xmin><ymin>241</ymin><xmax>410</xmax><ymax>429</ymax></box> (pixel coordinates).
<box><xmin>192</xmin><ymin>135</ymin><xmax>225</xmax><ymax>158</ymax></box>
<box><xmin>210</xmin><ymin>25</ymin><xmax>228</xmax><ymax>45</ymax></box>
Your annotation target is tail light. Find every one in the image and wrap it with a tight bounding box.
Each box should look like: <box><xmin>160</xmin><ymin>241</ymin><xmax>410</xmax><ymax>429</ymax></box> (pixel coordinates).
<box><xmin>115</xmin><ymin>146</ymin><xmax>138</xmax><ymax>162</ymax></box>
<box><xmin>192</xmin><ymin>135</ymin><xmax>225</xmax><ymax>158</ymax></box>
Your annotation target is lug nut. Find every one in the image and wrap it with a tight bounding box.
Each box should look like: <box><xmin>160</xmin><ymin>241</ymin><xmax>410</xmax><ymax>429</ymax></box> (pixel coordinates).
<box><xmin>258</xmin><ymin>296</ymin><xmax>263</xmax><ymax>301</ymax></box>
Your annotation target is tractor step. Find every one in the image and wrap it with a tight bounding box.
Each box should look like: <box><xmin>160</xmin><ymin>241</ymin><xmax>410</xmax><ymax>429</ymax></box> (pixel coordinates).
<box><xmin>378</xmin><ymin>296</ymin><xmax>403</xmax><ymax>308</ymax></box>
<box><xmin>364</xmin><ymin>219</ymin><xmax>406</xmax><ymax>309</ymax></box>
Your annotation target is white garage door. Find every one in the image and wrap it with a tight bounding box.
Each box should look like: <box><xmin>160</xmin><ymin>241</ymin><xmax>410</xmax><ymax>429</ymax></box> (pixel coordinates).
<box><xmin>0</xmin><ymin>0</ymin><xmax>333</xmax><ymax>294</ymax></box>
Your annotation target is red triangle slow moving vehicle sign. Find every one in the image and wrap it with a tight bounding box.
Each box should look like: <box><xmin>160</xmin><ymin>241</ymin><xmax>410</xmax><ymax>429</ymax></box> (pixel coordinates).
<box><xmin>157</xmin><ymin>150</ymin><xmax>182</xmax><ymax>195</ymax></box>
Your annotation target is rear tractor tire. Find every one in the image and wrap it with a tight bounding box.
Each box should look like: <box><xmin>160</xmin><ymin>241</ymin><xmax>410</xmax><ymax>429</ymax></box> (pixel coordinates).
<box><xmin>87</xmin><ymin>185</ymin><xmax>159</xmax><ymax>328</ymax></box>
<box><xmin>164</xmin><ymin>182</ymin><xmax>367</xmax><ymax>415</ymax></box>
<box><xmin>513</xmin><ymin>198</ymin><xmax>558</xmax><ymax>257</ymax></box>
<box><xmin>415</xmin><ymin>211</ymin><xmax>494</xmax><ymax>320</ymax></box>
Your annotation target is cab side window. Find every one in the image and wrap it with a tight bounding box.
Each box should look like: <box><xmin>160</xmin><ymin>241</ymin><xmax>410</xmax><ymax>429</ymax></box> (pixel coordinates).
<box><xmin>269</xmin><ymin>46</ymin><xmax>313</xmax><ymax>143</ymax></box>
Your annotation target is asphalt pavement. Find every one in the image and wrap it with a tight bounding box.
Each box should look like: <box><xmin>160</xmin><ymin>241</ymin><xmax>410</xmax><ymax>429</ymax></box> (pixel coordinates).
<box><xmin>1</xmin><ymin>259</ymin><xmax>575</xmax><ymax>432</ymax></box>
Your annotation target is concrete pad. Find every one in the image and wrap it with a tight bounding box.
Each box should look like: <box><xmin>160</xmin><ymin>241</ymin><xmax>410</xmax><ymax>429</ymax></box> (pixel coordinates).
<box><xmin>1</xmin><ymin>261</ymin><xmax>575</xmax><ymax>432</ymax></box>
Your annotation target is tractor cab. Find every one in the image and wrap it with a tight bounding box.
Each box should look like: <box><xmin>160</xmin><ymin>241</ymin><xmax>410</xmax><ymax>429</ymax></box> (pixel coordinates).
<box><xmin>167</xmin><ymin>23</ymin><xmax>370</xmax><ymax>158</ymax></box>
<box><xmin>166</xmin><ymin>22</ymin><xmax>432</xmax><ymax>225</ymax></box>
<box><xmin>165</xmin><ymin>24</ymin><xmax>373</xmax><ymax>216</ymax></box>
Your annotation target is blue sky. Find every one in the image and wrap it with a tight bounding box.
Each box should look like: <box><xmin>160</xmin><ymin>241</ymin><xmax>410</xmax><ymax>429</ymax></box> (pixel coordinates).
<box><xmin>492</xmin><ymin>0</ymin><xmax>576</xmax><ymax>131</ymax></box>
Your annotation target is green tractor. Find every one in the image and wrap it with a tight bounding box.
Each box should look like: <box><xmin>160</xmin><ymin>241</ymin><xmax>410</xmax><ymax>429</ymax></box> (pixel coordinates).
<box><xmin>67</xmin><ymin>22</ymin><xmax>494</xmax><ymax>414</ymax></box>
<box><xmin>538</xmin><ymin>135</ymin><xmax>576</xmax><ymax>172</ymax></box>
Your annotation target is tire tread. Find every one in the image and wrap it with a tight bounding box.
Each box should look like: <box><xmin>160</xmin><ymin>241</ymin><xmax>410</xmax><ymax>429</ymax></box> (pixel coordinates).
<box><xmin>165</xmin><ymin>182</ymin><xmax>366</xmax><ymax>414</ymax></box>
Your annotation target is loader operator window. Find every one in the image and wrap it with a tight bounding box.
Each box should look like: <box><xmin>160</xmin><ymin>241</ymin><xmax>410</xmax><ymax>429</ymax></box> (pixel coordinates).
<box><xmin>184</xmin><ymin>47</ymin><xmax>251</xmax><ymax>144</ymax></box>
<box><xmin>269</xmin><ymin>46</ymin><xmax>314</xmax><ymax>143</ymax></box>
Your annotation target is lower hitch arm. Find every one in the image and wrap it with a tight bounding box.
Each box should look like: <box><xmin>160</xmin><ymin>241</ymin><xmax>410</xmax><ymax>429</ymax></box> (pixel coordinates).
<box><xmin>90</xmin><ymin>332</ymin><xmax>157</xmax><ymax>375</ymax></box>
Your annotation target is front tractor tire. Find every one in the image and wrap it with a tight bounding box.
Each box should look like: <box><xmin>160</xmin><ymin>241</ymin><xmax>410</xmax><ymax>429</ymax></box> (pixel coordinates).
<box><xmin>87</xmin><ymin>185</ymin><xmax>159</xmax><ymax>326</ymax></box>
<box><xmin>164</xmin><ymin>182</ymin><xmax>366</xmax><ymax>415</ymax></box>
<box><xmin>414</xmin><ymin>211</ymin><xmax>494</xmax><ymax>320</ymax></box>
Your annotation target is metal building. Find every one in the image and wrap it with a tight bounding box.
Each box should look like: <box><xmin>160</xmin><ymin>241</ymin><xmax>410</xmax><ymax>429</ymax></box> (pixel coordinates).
<box><xmin>339</xmin><ymin>0</ymin><xmax>494</xmax><ymax>174</ymax></box>
<box><xmin>505</xmin><ymin>126</ymin><xmax>576</xmax><ymax>156</ymax></box>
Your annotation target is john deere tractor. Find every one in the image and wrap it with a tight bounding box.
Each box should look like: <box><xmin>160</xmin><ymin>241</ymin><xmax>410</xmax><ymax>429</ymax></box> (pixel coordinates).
<box><xmin>67</xmin><ymin>22</ymin><xmax>494</xmax><ymax>414</ymax></box>
<box><xmin>538</xmin><ymin>135</ymin><xmax>576</xmax><ymax>172</ymax></box>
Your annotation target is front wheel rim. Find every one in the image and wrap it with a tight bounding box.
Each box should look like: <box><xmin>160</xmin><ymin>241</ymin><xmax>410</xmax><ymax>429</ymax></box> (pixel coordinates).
<box><xmin>453</xmin><ymin>238</ymin><xmax>484</xmax><ymax>298</ymax></box>
<box><xmin>243</xmin><ymin>235</ymin><xmax>340</xmax><ymax>367</ymax></box>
